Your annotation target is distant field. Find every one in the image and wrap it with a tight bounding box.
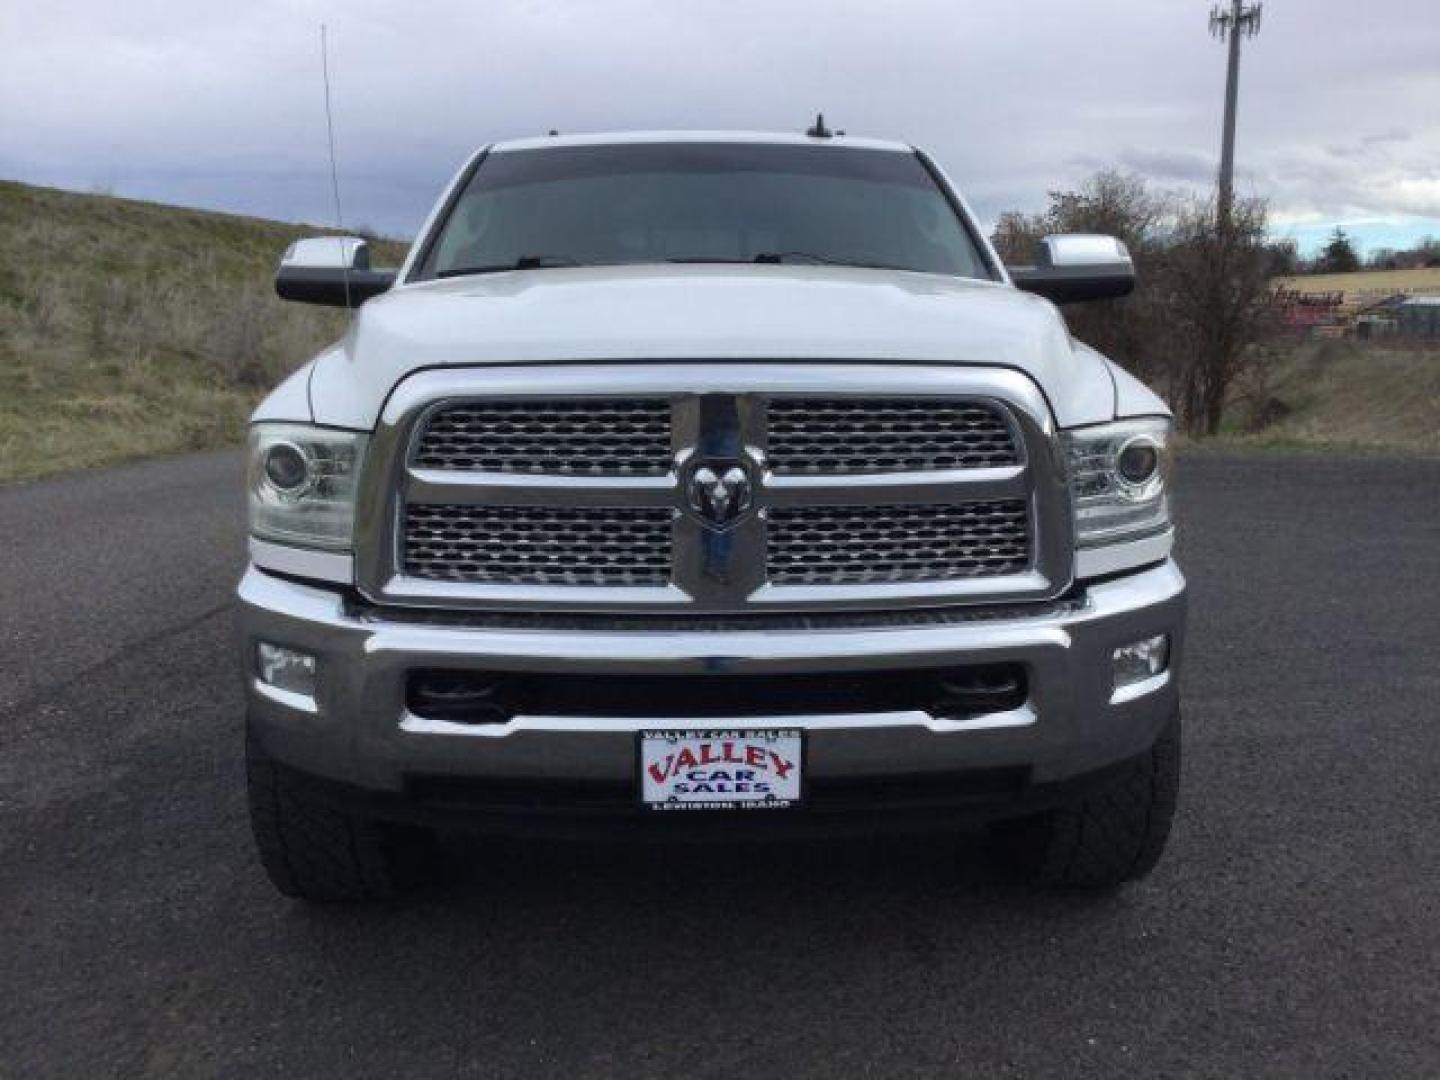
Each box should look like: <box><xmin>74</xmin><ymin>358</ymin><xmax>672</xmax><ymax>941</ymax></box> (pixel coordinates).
<box><xmin>1272</xmin><ymin>267</ymin><xmax>1440</xmax><ymax>297</ymax></box>
<box><xmin>0</xmin><ymin>180</ymin><xmax>406</xmax><ymax>484</ymax></box>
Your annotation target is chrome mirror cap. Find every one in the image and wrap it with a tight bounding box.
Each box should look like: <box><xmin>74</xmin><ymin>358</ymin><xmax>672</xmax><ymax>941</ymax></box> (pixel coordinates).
<box><xmin>1009</xmin><ymin>233</ymin><xmax>1136</xmax><ymax>305</ymax></box>
<box><xmin>280</xmin><ymin>236</ymin><xmax>373</xmax><ymax>271</ymax></box>
<box><xmin>275</xmin><ymin>236</ymin><xmax>395</xmax><ymax>308</ymax></box>
<box><xmin>1036</xmin><ymin>234</ymin><xmax>1132</xmax><ymax>270</ymax></box>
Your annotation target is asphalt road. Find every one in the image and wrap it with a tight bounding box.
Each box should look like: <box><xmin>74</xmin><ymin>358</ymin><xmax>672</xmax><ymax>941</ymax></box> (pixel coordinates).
<box><xmin>3</xmin><ymin>450</ymin><xmax>1438</xmax><ymax>1078</ymax></box>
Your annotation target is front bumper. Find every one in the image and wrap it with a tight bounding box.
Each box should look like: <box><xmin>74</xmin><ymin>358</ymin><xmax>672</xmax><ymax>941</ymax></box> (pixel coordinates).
<box><xmin>239</xmin><ymin>561</ymin><xmax>1185</xmax><ymax>820</ymax></box>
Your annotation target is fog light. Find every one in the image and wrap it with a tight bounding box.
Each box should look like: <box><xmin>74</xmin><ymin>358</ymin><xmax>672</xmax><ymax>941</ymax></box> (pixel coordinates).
<box><xmin>256</xmin><ymin>642</ymin><xmax>316</xmax><ymax>696</ymax></box>
<box><xmin>1112</xmin><ymin>634</ymin><xmax>1169</xmax><ymax>690</ymax></box>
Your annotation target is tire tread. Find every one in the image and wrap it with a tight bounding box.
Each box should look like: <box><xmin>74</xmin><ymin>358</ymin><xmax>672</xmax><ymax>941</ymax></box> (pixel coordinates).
<box><xmin>245</xmin><ymin>733</ymin><xmax>401</xmax><ymax>902</ymax></box>
<box><xmin>997</xmin><ymin>711</ymin><xmax>1181</xmax><ymax>889</ymax></box>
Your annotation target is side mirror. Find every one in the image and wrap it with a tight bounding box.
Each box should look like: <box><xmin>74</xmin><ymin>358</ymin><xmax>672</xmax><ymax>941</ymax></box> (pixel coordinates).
<box><xmin>275</xmin><ymin>236</ymin><xmax>396</xmax><ymax>308</ymax></box>
<box><xmin>1008</xmin><ymin>234</ymin><xmax>1136</xmax><ymax>304</ymax></box>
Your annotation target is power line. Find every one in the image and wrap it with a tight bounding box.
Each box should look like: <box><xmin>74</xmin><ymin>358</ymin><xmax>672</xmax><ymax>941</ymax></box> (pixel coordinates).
<box><xmin>1210</xmin><ymin>1</ymin><xmax>1263</xmax><ymax>220</ymax></box>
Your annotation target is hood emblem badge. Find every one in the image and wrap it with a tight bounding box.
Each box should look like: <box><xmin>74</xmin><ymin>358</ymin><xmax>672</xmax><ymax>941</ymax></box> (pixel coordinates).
<box><xmin>684</xmin><ymin>462</ymin><xmax>754</xmax><ymax>530</ymax></box>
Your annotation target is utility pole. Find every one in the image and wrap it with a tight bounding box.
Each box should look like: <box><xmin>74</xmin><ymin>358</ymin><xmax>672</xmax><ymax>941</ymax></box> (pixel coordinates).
<box><xmin>1210</xmin><ymin>1</ymin><xmax>1263</xmax><ymax>221</ymax></box>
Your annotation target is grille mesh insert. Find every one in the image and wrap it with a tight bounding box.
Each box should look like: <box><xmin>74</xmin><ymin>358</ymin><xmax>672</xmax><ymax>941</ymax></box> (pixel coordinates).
<box><xmin>766</xmin><ymin>399</ymin><xmax>1018</xmax><ymax>474</ymax></box>
<box><xmin>414</xmin><ymin>400</ymin><xmax>672</xmax><ymax>476</ymax></box>
<box><xmin>767</xmin><ymin>500</ymin><xmax>1030</xmax><ymax>584</ymax></box>
<box><xmin>397</xmin><ymin>392</ymin><xmax>1039</xmax><ymax>599</ymax></box>
<box><xmin>404</xmin><ymin>504</ymin><xmax>674</xmax><ymax>586</ymax></box>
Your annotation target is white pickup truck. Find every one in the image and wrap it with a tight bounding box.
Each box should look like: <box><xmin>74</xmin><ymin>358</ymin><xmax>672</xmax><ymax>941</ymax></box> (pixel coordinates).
<box><xmin>242</xmin><ymin>129</ymin><xmax>1184</xmax><ymax>901</ymax></box>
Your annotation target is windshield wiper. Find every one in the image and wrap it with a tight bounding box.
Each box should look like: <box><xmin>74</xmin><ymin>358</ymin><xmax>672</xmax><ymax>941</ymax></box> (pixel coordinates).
<box><xmin>437</xmin><ymin>255</ymin><xmax>584</xmax><ymax>278</ymax></box>
<box><xmin>438</xmin><ymin>253</ymin><xmax>923</xmax><ymax>276</ymax></box>
<box><xmin>752</xmin><ymin>251</ymin><xmax>917</xmax><ymax>272</ymax></box>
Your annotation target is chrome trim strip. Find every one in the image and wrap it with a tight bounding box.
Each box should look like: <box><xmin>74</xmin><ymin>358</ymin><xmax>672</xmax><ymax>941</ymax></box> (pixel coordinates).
<box><xmin>407</xmin><ymin>469</ymin><xmax>680</xmax><ymax>507</ymax></box>
<box><xmin>355</xmin><ymin>363</ymin><xmax>1074</xmax><ymax>613</ymax></box>
<box><xmin>398</xmin><ymin>705</ymin><xmax>1037</xmax><ymax>738</ymax></box>
<box><xmin>761</xmin><ymin>466</ymin><xmax>1028</xmax><ymax>506</ymax></box>
<box><xmin>764</xmin><ymin>464</ymin><xmax>1024</xmax><ymax>493</ymax></box>
<box><xmin>250</xmin><ymin>677</ymin><xmax>319</xmax><ymax>714</ymax></box>
<box><xmin>379</xmin><ymin>364</ymin><xmax>1054</xmax><ymax>422</ymax></box>
<box><xmin>374</xmin><ymin>578</ymin><xmax>692</xmax><ymax>607</ymax></box>
<box><xmin>249</xmin><ymin>537</ymin><xmax>352</xmax><ymax>585</ymax></box>
<box><xmin>1109</xmin><ymin>669</ymin><xmax>1171</xmax><ymax>705</ymax></box>
<box><xmin>1075</xmin><ymin>530</ymin><xmax>1174</xmax><ymax>580</ymax></box>
<box><xmin>750</xmin><ymin>570</ymin><xmax>1052</xmax><ymax>606</ymax></box>
<box><xmin>363</xmin><ymin>617</ymin><xmax>1074</xmax><ymax>671</ymax></box>
<box><xmin>242</xmin><ymin>560</ymin><xmax>1185</xmax><ymax>676</ymax></box>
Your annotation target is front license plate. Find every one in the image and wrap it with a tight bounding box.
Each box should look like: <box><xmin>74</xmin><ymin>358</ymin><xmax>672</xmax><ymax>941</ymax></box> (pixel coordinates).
<box><xmin>639</xmin><ymin>729</ymin><xmax>803</xmax><ymax>811</ymax></box>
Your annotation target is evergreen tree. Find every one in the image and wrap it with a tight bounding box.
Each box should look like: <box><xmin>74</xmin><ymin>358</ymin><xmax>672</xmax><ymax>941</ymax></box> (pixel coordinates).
<box><xmin>1320</xmin><ymin>227</ymin><xmax>1360</xmax><ymax>273</ymax></box>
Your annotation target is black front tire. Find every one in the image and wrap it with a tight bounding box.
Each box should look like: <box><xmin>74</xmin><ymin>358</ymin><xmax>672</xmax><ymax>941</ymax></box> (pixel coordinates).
<box><xmin>246</xmin><ymin>731</ymin><xmax>426</xmax><ymax>902</ymax></box>
<box><xmin>992</xmin><ymin>711</ymin><xmax>1181</xmax><ymax>889</ymax></box>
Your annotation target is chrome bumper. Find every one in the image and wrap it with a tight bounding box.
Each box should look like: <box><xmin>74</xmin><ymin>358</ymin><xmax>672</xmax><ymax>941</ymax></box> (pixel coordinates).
<box><xmin>239</xmin><ymin>561</ymin><xmax>1185</xmax><ymax>798</ymax></box>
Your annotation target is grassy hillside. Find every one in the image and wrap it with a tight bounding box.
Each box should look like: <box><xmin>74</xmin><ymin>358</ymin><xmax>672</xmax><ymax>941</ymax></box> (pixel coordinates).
<box><xmin>1212</xmin><ymin>341</ymin><xmax>1440</xmax><ymax>455</ymax></box>
<box><xmin>1</xmin><ymin>180</ymin><xmax>1434</xmax><ymax>484</ymax></box>
<box><xmin>0</xmin><ymin>180</ymin><xmax>406</xmax><ymax>483</ymax></box>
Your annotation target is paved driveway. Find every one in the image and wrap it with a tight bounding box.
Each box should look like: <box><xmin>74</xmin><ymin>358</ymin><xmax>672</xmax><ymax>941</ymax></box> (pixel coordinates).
<box><xmin>3</xmin><ymin>451</ymin><xmax>1437</xmax><ymax>1077</ymax></box>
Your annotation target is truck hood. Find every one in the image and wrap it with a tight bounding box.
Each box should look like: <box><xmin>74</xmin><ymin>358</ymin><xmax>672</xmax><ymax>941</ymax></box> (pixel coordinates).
<box><xmin>307</xmin><ymin>265</ymin><xmax>1120</xmax><ymax>428</ymax></box>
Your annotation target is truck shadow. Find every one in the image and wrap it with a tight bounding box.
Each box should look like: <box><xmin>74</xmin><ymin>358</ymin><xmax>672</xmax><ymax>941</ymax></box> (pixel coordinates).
<box><xmin>287</xmin><ymin>825</ymin><xmax>1131</xmax><ymax>946</ymax></box>
<box><xmin>247</xmin><ymin>827</ymin><xmax>1161</xmax><ymax>1074</ymax></box>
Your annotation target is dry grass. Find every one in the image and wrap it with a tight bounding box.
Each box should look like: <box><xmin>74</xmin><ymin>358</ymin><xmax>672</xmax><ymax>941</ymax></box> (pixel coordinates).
<box><xmin>1203</xmin><ymin>341</ymin><xmax>1440</xmax><ymax>455</ymax></box>
<box><xmin>0</xmin><ymin>180</ymin><xmax>406</xmax><ymax>483</ymax></box>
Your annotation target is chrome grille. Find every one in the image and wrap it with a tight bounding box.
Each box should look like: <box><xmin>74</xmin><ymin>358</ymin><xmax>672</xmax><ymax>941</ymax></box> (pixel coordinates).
<box><xmin>413</xmin><ymin>400</ymin><xmax>671</xmax><ymax>476</ymax></box>
<box><xmin>766</xmin><ymin>398</ymin><xmax>1018</xmax><ymax>474</ymax></box>
<box><xmin>404</xmin><ymin>504</ymin><xmax>674</xmax><ymax>586</ymax></box>
<box><xmin>370</xmin><ymin>365</ymin><xmax>1069</xmax><ymax>613</ymax></box>
<box><xmin>766</xmin><ymin>500</ymin><xmax>1031</xmax><ymax>584</ymax></box>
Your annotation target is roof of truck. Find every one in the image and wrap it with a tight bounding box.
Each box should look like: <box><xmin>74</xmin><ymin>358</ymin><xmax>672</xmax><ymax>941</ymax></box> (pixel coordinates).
<box><xmin>488</xmin><ymin>129</ymin><xmax>915</xmax><ymax>154</ymax></box>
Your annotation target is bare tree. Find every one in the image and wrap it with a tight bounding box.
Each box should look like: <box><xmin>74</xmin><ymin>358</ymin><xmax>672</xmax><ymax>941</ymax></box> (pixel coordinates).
<box><xmin>1043</xmin><ymin>170</ymin><xmax>1169</xmax><ymax>245</ymax></box>
<box><xmin>992</xmin><ymin>172</ymin><xmax>1274</xmax><ymax>437</ymax></box>
<box><xmin>1154</xmin><ymin>195</ymin><xmax>1273</xmax><ymax>435</ymax></box>
<box><xmin>990</xmin><ymin>209</ymin><xmax>1047</xmax><ymax>265</ymax></box>
<box><xmin>992</xmin><ymin>170</ymin><xmax>1172</xmax><ymax>385</ymax></box>
<box><xmin>1263</xmin><ymin>238</ymin><xmax>1300</xmax><ymax>277</ymax></box>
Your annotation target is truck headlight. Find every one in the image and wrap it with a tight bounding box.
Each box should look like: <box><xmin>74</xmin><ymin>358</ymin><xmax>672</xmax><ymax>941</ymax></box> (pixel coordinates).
<box><xmin>1063</xmin><ymin>418</ymin><xmax>1172</xmax><ymax>548</ymax></box>
<box><xmin>247</xmin><ymin>424</ymin><xmax>368</xmax><ymax>550</ymax></box>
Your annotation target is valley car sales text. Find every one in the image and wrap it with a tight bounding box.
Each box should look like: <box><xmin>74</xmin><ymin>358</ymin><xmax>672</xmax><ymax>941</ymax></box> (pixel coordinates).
<box><xmin>643</xmin><ymin>734</ymin><xmax>798</xmax><ymax>809</ymax></box>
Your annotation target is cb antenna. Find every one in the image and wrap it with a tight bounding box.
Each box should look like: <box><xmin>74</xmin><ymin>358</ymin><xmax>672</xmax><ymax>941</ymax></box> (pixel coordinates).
<box><xmin>320</xmin><ymin>23</ymin><xmax>352</xmax><ymax>309</ymax></box>
<box><xmin>806</xmin><ymin>113</ymin><xmax>833</xmax><ymax>139</ymax></box>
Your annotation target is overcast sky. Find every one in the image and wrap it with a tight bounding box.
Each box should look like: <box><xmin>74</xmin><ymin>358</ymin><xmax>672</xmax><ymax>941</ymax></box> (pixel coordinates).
<box><xmin>3</xmin><ymin>0</ymin><xmax>1438</xmax><ymax>255</ymax></box>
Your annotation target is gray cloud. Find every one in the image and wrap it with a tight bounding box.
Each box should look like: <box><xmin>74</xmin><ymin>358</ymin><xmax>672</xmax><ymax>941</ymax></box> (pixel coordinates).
<box><xmin>1113</xmin><ymin>148</ymin><xmax>1218</xmax><ymax>185</ymax></box>
<box><xmin>1362</xmin><ymin>128</ymin><xmax>1412</xmax><ymax>146</ymax></box>
<box><xmin>2</xmin><ymin>0</ymin><xmax>1438</xmax><ymax>250</ymax></box>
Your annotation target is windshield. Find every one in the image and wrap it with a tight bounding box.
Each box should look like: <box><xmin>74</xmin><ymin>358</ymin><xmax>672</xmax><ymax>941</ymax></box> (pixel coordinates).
<box><xmin>415</xmin><ymin>142</ymin><xmax>995</xmax><ymax>281</ymax></box>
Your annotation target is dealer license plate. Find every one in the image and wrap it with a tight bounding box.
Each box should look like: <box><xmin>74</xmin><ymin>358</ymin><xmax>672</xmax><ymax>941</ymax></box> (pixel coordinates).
<box><xmin>639</xmin><ymin>729</ymin><xmax>803</xmax><ymax>811</ymax></box>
